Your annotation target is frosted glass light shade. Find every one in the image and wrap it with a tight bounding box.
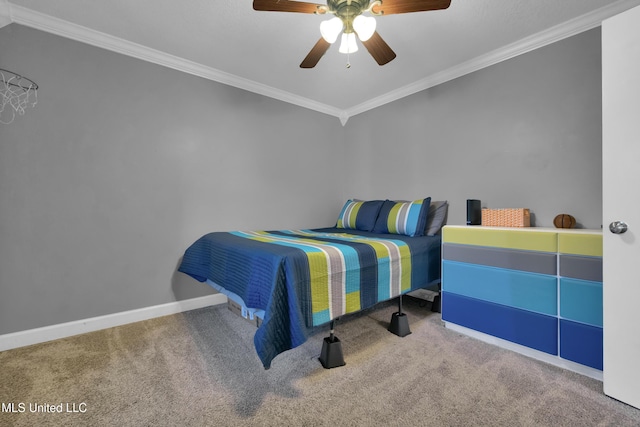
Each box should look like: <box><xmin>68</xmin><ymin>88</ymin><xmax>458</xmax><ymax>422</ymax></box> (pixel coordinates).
<box><xmin>320</xmin><ymin>17</ymin><xmax>343</xmax><ymax>44</ymax></box>
<box><xmin>339</xmin><ymin>32</ymin><xmax>358</xmax><ymax>53</ymax></box>
<box><xmin>353</xmin><ymin>15</ymin><xmax>376</xmax><ymax>41</ymax></box>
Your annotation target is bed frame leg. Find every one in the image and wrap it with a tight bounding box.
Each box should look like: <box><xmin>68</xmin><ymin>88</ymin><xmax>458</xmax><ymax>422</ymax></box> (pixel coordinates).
<box><xmin>431</xmin><ymin>282</ymin><xmax>442</xmax><ymax>313</ymax></box>
<box><xmin>388</xmin><ymin>295</ymin><xmax>411</xmax><ymax>337</ymax></box>
<box><xmin>319</xmin><ymin>320</ymin><xmax>346</xmax><ymax>369</ymax></box>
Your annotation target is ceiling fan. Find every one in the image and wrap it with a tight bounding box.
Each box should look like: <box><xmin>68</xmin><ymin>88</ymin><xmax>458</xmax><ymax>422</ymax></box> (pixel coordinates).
<box><xmin>253</xmin><ymin>0</ymin><xmax>452</xmax><ymax>68</ymax></box>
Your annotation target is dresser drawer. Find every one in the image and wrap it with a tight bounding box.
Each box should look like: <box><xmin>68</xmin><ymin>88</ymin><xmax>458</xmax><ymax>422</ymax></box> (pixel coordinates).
<box><xmin>443</xmin><ymin>261</ymin><xmax>557</xmax><ymax>316</ymax></box>
<box><xmin>442</xmin><ymin>292</ymin><xmax>558</xmax><ymax>355</ymax></box>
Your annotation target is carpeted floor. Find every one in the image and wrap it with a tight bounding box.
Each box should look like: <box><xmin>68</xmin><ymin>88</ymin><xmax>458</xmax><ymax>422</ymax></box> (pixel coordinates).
<box><xmin>1</xmin><ymin>297</ymin><xmax>639</xmax><ymax>426</ymax></box>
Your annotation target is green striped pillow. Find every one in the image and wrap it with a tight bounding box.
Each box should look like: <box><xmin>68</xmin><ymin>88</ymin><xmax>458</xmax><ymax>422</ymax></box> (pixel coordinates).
<box><xmin>336</xmin><ymin>199</ymin><xmax>384</xmax><ymax>232</ymax></box>
<box><xmin>372</xmin><ymin>198</ymin><xmax>432</xmax><ymax>237</ymax></box>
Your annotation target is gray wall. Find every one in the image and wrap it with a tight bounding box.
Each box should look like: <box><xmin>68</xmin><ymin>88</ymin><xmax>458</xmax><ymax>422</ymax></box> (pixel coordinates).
<box><xmin>0</xmin><ymin>24</ymin><xmax>345</xmax><ymax>334</ymax></box>
<box><xmin>344</xmin><ymin>28</ymin><xmax>603</xmax><ymax>230</ymax></box>
<box><xmin>0</xmin><ymin>24</ymin><xmax>603</xmax><ymax>335</ymax></box>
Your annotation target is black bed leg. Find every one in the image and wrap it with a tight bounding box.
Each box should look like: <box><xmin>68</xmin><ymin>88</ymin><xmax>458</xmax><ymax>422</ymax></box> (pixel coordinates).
<box><xmin>388</xmin><ymin>295</ymin><xmax>411</xmax><ymax>337</ymax></box>
<box><xmin>431</xmin><ymin>293</ymin><xmax>442</xmax><ymax>313</ymax></box>
<box><xmin>319</xmin><ymin>320</ymin><xmax>346</xmax><ymax>369</ymax></box>
<box><xmin>431</xmin><ymin>282</ymin><xmax>442</xmax><ymax>313</ymax></box>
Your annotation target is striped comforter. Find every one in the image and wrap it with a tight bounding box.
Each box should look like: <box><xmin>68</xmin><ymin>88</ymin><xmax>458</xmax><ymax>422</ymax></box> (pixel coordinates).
<box><xmin>178</xmin><ymin>227</ymin><xmax>441</xmax><ymax>368</ymax></box>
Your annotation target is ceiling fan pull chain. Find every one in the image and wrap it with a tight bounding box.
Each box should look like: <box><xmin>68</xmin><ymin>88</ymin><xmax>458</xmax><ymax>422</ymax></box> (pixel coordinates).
<box><xmin>346</xmin><ymin>5</ymin><xmax>352</xmax><ymax>68</ymax></box>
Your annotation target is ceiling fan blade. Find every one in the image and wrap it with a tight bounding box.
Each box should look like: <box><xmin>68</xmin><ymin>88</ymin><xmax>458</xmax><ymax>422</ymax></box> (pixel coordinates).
<box><xmin>300</xmin><ymin>38</ymin><xmax>332</xmax><ymax>68</ymax></box>
<box><xmin>361</xmin><ymin>32</ymin><xmax>396</xmax><ymax>66</ymax></box>
<box><xmin>372</xmin><ymin>0</ymin><xmax>451</xmax><ymax>15</ymax></box>
<box><xmin>253</xmin><ymin>0</ymin><xmax>325</xmax><ymax>14</ymax></box>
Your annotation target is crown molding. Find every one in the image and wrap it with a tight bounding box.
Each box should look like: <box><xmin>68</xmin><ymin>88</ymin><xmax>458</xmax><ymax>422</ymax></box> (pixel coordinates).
<box><xmin>345</xmin><ymin>0</ymin><xmax>640</xmax><ymax>119</ymax></box>
<box><xmin>5</xmin><ymin>2</ymin><xmax>344</xmax><ymax>121</ymax></box>
<box><xmin>4</xmin><ymin>0</ymin><xmax>640</xmax><ymax>125</ymax></box>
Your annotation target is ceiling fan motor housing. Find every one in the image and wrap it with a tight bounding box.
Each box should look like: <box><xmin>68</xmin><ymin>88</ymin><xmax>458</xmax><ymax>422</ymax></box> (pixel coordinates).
<box><xmin>327</xmin><ymin>0</ymin><xmax>372</xmax><ymax>32</ymax></box>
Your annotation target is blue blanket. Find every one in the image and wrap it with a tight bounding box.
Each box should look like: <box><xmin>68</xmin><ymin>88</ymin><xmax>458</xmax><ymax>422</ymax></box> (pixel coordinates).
<box><xmin>178</xmin><ymin>228</ymin><xmax>441</xmax><ymax>368</ymax></box>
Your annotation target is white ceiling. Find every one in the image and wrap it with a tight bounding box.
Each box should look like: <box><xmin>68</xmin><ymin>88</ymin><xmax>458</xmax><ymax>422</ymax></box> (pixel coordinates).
<box><xmin>2</xmin><ymin>0</ymin><xmax>640</xmax><ymax>123</ymax></box>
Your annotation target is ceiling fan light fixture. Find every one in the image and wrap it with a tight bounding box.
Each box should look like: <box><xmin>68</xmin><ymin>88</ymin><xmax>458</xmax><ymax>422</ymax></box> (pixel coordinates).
<box><xmin>320</xmin><ymin>17</ymin><xmax>343</xmax><ymax>44</ymax></box>
<box><xmin>339</xmin><ymin>32</ymin><xmax>358</xmax><ymax>54</ymax></box>
<box><xmin>252</xmin><ymin>0</ymin><xmax>452</xmax><ymax>68</ymax></box>
<box><xmin>353</xmin><ymin>15</ymin><xmax>376</xmax><ymax>41</ymax></box>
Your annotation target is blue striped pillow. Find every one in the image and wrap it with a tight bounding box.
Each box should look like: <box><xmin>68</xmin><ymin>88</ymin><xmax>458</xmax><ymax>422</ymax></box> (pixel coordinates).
<box><xmin>372</xmin><ymin>198</ymin><xmax>432</xmax><ymax>237</ymax></box>
<box><xmin>336</xmin><ymin>199</ymin><xmax>385</xmax><ymax>232</ymax></box>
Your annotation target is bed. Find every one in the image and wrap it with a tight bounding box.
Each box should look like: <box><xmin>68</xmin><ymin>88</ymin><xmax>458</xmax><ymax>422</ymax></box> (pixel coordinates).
<box><xmin>178</xmin><ymin>198</ymin><xmax>448</xmax><ymax>369</ymax></box>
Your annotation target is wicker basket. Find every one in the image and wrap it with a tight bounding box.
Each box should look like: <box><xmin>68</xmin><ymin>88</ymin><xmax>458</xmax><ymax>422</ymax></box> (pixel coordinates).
<box><xmin>481</xmin><ymin>208</ymin><xmax>531</xmax><ymax>227</ymax></box>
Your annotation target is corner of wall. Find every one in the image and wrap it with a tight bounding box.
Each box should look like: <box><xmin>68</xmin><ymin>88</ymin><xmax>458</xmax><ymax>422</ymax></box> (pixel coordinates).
<box><xmin>0</xmin><ymin>0</ymin><xmax>12</xmax><ymax>29</ymax></box>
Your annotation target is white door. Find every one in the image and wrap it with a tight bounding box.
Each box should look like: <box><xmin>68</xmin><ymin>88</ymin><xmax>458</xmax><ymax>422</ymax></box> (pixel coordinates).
<box><xmin>602</xmin><ymin>5</ymin><xmax>640</xmax><ymax>410</ymax></box>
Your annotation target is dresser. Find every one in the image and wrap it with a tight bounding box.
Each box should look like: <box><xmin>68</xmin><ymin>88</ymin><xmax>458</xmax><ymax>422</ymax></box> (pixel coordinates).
<box><xmin>441</xmin><ymin>226</ymin><xmax>603</xmax><ymax>376</ymax></box>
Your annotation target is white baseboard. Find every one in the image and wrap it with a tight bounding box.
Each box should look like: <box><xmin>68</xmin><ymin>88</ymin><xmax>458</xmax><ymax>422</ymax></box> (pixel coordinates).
<box><xmin>0</xmin><ymin>294</ymin><xmax>227</xmax><ymax>352</ymax></box>
<box><xmin>444</xmin><ymin>322</ymin><xmax>603</xmax><ymax>381</ymax></box>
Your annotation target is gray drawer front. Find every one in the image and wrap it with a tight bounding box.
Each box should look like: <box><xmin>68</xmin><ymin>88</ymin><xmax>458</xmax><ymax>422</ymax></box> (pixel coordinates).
<box><xmin>559</xmin><ymin>255</ymin><xmax>603</xmax><ymax>282</ymax></box>
<box><xmin>443</xmin><ymin>243</ymin><xmax>557</xmax><ymax>275</ymax></box>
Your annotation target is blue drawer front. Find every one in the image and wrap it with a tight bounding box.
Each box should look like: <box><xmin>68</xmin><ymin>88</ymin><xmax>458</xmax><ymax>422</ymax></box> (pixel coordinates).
<box><xmin>560</xmin><ymin>319</ymin><xmax>603</xmax><ymax>370</ymax></box>
<box><xmin>442</xmin><ymin>292</ymin><xmax>558</xmax><ymax>355</ymax></box>
<box><xmin>443</xmin><ymin>261</ymin><xmax>557</xmax><ymax>316</ymax></box>
<box><xmin>559</xmin><ymin>278</ymin><xmax>603</xmax><ymax>327</ymax></box>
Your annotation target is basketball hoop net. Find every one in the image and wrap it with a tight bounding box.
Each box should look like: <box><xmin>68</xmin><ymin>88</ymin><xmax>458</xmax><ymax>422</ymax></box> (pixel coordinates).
<box><xmin>1</xmin><ymin>68</ymin><xmax>38</xmax><ymax>124</ymax></box>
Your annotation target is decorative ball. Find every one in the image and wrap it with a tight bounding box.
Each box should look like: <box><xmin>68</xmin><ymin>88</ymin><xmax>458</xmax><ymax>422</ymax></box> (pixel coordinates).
<box><xmin>554</xmin><ymin>214</ymin><xmax>576</xmax><ymax>229</ymax></box>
